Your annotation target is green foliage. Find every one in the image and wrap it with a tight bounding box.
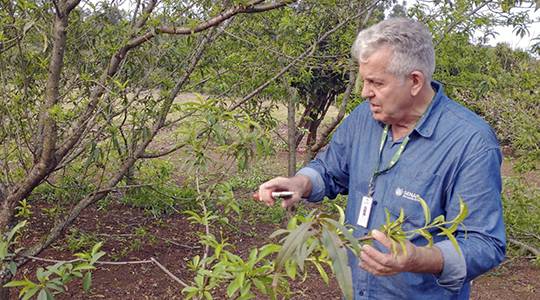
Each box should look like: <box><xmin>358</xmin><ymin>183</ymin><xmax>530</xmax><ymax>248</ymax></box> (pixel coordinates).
<box><xmin>15</xmin><ymin>199</ymin><xmax>33</xmax><ymax>219</ymax></box>
<box><xmin>30</xmin><ymin>168</ymin><xmax>95</xmax><ymax>204</ymax></box>
<box><xmin>1</xmin><ymin>221</ymin><xmax>27</xmax><ymax>278</ymax></box>
<box><xmin>435</xmin><ymin>38</ymin><xmax>539</xmax><ymax>173</ymax></box>
<box><xmin>272</xmin><ymin>197</ymin><xmax>468</xmax><ymax>299</ymax></box>
<box><xmin>502</xmin><ymin>176</ymin><xmax>540</xmax><ymax>259</ymax></box>
<box><xmin>62</xmin><ymin>229</ymin><xmax>101</xmax><ymax>253</ymax></box>
<box><xmin>120</xmin><ymin>159</ymin><xmax>197</xmax><ymax>217</ymax></box>
<box><xmin>183</xmin><ymin>186</ymin><xmax>468</xmax><ymax>300</ymax></box>
<box><xmin>4</xmin><ymin>242</ymin><xmax>105</xmax><ymax>300</ymax></box>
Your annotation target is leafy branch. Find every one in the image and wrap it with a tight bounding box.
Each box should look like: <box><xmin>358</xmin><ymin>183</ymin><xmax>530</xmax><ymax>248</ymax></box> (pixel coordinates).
<box><xmin>181</xmin><ymin>178</ymin><xmax>468</xmax><ymax>300</ymax></box>
<box><xmin>271</xmin><ymin>196</ymin><xmax>469</xmax><ymax>299</ymax></box>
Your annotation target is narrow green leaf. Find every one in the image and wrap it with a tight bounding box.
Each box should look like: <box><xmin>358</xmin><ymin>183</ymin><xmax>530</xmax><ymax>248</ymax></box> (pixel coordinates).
<box><xmin>3</xmin><ymin>280</ymin><xmax>30</xmax><ymax>288</ymax></box>
<box><xmin>252</xmin><ymin>278</ymin><xmax>267</xmax><ymax>294</ymax></box>
<box><xmin>269</xmin><ymin>229</ymin><xmax>289</xmax><ymax>239</ymax></box>
<box><xmin>312</xmin><ymin>260</ymin><xmax>329</xmax><ymax>284</ymax></box>
<box><xmin>21</xmin><ymin>287</ymin><xmax>40</xmax><ymax>300</ymax></box>
<box><xmin>83</xmin><ymin>272</ymin><xmax>92</xmax><ymax>292</ymax></box>
<box><xmin>258</xmin><ymin>244</ymin><xmax>281</xmax><ymax>260</ymax></box>
<box><xmin>335</xmin><ymin>204</ymin><xmax>345</xmax><ymax>225</ymax></box>
<box><xmin>321</xmin><ymin>227</ymin><xmax>353</xmax><ymax>300</ymax></box>
<box><xmin>73</xmin><ymin>264</ymin><xmax>95</xmax><ymax>272</ymax></box>
<box><xmin>226</xmin><ymin>274</ymin><xmax>243</xmax><ymax>298</ymax></box>
<box><xmin>324</xmin><ymin>219</ymin><xmax>361</xmax><ymax>255</ymax></box>
<box><xmin>432</xmin><ymin>215</ymin><xmax>446</xmax><ymax>225</ymax></box>
<box><xmin>448</xmin><ymin>197</ymin><xmax>469</xmax><ymax>233</ymax></box>
<box><xmin>274</xmin><ymin>221</ymin><xmax>313</xmax><ymax>269</ymax></box>
<box><xmin>417</xmin><ymin>229</ymin><xmax>433</xmax><ymax>247</ymax></box>
<box><xmin>91</xmin><ymin>242</ymin><xmax>103</xmax><ymax>256</ymax></box>
<box><xmin>438</xmin><ymin>227</ymin><xmax>462</xmax><ymax>256</ymax></box>
<box><xmin>417</xmin><ymin>196</ymin><xmax>431</xmax><ymax>226</ymax></box>
<box><xmin>285</xmin><ymin>260</ymin><xmax>297</xmax><ymax>280</ymax></box>
<box><xmin>37</xmin><ymin>289</ymin><xmax>47</xmax><ymax>300</ymax></box>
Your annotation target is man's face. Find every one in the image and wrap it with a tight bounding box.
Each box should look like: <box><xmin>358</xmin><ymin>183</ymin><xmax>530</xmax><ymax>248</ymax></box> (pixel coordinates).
<box><xmin>358</xmin><ymin>47</ymin><xmax>414</xmax><ymax>125</ymax></box>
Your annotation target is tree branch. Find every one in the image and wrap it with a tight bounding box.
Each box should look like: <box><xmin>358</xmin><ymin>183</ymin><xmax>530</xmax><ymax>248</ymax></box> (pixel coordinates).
<box><xmin>508</xmin><ymin>238</ymin><xmax>540</xmax><ymax>257</ymax></box>
<box><xmin>309</xmin><ymin>3</ymin><xmax>375</xmax><ymax>154</ymax></box>
<box><xmin>229</xmin><ymin>0</ymin><xmax>381</xmax><ymax>111</ymax></box>
<box><xmin>434</xmin><ymin>1</ymin><xmax>490</xmax><ymax>48</ymax></box>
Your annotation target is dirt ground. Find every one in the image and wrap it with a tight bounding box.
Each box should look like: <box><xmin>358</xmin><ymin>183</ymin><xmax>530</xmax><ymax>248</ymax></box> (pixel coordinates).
<box><xmin>8</xmin><ymin>138</ymin><xmax>540</xmax><ymax>299</ymax></box>
<box><xmin>11</xmin><ymin>174</ymin><xmax>540</xmax><ymax>299</ymax></box>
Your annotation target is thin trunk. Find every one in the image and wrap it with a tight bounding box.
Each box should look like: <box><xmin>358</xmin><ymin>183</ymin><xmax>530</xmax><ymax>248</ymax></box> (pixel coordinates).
<box><xmin>0</xmin><ymin>10</ymin><xmax>70</xmax><ymax>229</ymax></box>
<box><xmin>287</xmin><ymin>88</ymin><xmax>296</xmax><ymax>177</ymax></box>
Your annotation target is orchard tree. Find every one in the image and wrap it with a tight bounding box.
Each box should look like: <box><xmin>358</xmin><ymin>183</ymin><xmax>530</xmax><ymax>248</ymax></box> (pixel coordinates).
<box><xmin>0</xmin><ymin>0</ymin><xmax>298</xmax><ymax>297</ymax></box>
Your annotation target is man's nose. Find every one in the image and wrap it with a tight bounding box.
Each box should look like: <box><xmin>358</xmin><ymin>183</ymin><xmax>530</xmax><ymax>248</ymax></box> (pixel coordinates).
<box><xmin>361</xmin><ymin>83</ymin><xmax>373</xmax><ymax>98</ymax></box>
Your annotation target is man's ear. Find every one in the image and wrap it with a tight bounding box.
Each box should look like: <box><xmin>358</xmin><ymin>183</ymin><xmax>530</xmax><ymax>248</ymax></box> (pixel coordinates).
<box><xmin>409</xmin><ymin>71</ymin><xmax>425</xmax><ymax>96</ymax></box>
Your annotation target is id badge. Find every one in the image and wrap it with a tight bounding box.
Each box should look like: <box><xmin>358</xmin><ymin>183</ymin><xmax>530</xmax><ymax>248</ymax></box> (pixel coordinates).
<box><xmin>357</xmin><ymin>196</ymin><xmax>373</xmax><ymax>228</ymax></box>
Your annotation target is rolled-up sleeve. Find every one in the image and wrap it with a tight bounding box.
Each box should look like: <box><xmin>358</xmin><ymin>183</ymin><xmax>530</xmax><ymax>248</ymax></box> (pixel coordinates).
<box><xmin>434</xmin><ymin>240</ymin><xmax>466</xmax><ymax>292</ymax></box>
<box><xmin>296</xmin><ymin>167</ymin><xmax>326</xmax><ymax>202</ymax></box>
<box><xmin>443</xmin><ymin>146</ymin><xmax>506</xmax><ymax>290</ymax></box>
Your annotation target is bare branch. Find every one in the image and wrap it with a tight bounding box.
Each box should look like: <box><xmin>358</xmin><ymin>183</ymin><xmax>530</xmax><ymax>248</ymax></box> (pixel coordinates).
<box><xmin>434</xmin><ymin>1</ymin><xmax>490</xmax><ymax>48</ymax></box>
<box><xmin>508</xmin><ymin>238</ymin><xmax>540</xmax><ymax>257</ymax></box>
<box><xmin>309</xmin><ymin>3</ymin><xmax>375</xmax><ymax>154</ymax></box>
<box><xmin>56</xmin><ymin>0</ymin><xmax>291</xmax><ymax>164</ymax></box>
<box><xmin>243</xmin><ymin>0</ymin><xmax>293</xmax><ymax>13</ymax></box>
<box><xmin>140</xmin><ymin>142</ymin><xmax>189</xmax><ymax>159</ymax></box>
<box><xmin>132</xmin><ymin>0</ymin><xmax>158</xmax><ymax>32</ymax></box>
<box><xmin>229</xmin><ymin>0</ymin><xmax>381</xmax><ymax>110</ymax></box>
<box><xmin>150</xmin><ymin>257</ymin><xmax>189</xmax><ymax>287</ymax></box>
<box><xmin>65</xmin><ymin>0</ymin><xmax>82</xmax><ymax>14</ymax></box>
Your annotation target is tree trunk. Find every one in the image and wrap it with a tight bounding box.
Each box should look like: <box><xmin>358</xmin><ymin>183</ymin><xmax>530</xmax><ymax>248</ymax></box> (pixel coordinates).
<box><xmin>287</xmin><ymin>88</ymin><xmax>297</xmax><ymax>177</ymax></box>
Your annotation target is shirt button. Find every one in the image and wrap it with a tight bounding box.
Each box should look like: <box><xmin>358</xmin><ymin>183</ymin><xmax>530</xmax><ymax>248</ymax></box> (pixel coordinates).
<box><xmin>359</xmin><ymin>289</ymin><xmax>365</xmax><ymax>296</ymax></box>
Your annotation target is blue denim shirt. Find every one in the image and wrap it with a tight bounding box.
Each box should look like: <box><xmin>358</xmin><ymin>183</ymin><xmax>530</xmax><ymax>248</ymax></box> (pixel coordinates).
<box><xmin>297</xmin><ymin>81</ymin><xmax>506</xmax><ymax>299</ymax></box>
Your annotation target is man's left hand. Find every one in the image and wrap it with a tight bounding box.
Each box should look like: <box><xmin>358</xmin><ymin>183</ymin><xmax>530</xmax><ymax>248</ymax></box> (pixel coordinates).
<box><xmin>359</xmin><ymin>229</ymin><xmax>444</xmax><ymax>276</ymax></box>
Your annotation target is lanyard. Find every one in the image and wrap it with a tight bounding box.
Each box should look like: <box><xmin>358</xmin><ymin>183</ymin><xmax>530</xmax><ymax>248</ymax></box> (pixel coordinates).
<box><xmin>367</xmin><ymin>125</ymin><xmax>411</xmax><ymax>197</ymax></box>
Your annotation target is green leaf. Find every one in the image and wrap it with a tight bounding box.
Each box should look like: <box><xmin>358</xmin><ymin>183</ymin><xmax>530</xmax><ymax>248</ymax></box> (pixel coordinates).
<box><xmin>21</xmin><ymin>286</ymin><xmax>40</xmax><ymax>300</ymax></box>
<box><xmin>438</xmin><ymin>227</ymin><xmax>462</xmax><ymax>256</ymax></box>
<box><xmin>274</xmin><ymin>221</ymin><xmax>313</xmax><ymax>269</ymax></box>
<box><xmin>252</xmin><ymin>278</ymin><xmax>267</xmax><ymax>294</ymax></box>
<box><xmin>258</xmin><ymin>244</ymin><xmax>281</xmax><ymax>260</ymax></box>
<box><xmin>432</xmin><ymin>215</ymin><xmax>446</xmax><ymax>225</ymax></box>
<box><xmin>7</xmin><ymin>221</ymin><xmax>27</xmax><ymax>243</ymax></box>
<box><xmin>45</xmin><ymin>289</ymin><xmax>55</xmax><ymax>300</ymax></box>
<box><xmin>226</xmin><ymin>273</ymin><xmax>243</xmax><ymax>298</ymax></box>
<box><xmin>83</xmin><ymin>272</ymin><xmax>92</xmax><ymax>292</ymax></box>
<box><xmin>448</xmin><ymin>197</ymin><xmax>469</xmax><ymax>233</ymax></box>
<box><xmin>417</xmin><ymin>228</ymin><xmax>433</xmax><ymax>247</ymax></box>
<box><xmin>8</xmin><ymin>261</ymin><xmax>17</xmax><ymax>275</ymax></box>
<box><xmin>73</xmin><ymin>263</ymin><xmax>95</xmax><ymax>272</ymax></box>
<box><xmin>417</xmin><ymin>196</ymin><xmax>431</xmax><ymax>226</ymax></box>
<box><xmin>182</xmin><ymin>286</ymin><xmax>199</xmax><ymax>294</ymax></box>
<box><xmin>335</xmin><ymin>204</ymin><xmax>345</xmax><ymax>225</ymax></box>
<box><xmin>37</xmin><ymin>289</ymin><xmax>47</xmax><ymax>300</ymax></box>
<box><xmin>3</xmin><ymin>279</ymin><xmax>30</xmax><ymax>288</ymax></box>
<box><xmin>321</xmin><ymin>227</ymin><xmax>353</xmax><ymax>300</ymax></box>
<box><xmin>269</xmin><ymin>229</ymin><xmax>289</xmax><ymax>239</ymax></box>
<box><xmin>311</xmin><ymin>260</ymin><xmax>329</xmax><ymax>284</ymax></box>
<box><xmin>91</xmin><ymin>242</ymin><xmax>103</xmax><ymax>256</ymax></box>
<box><xmin>324</xmin><ymin>219</ymin><xmax>361</xmax><ymax>255</ymax></box>
<box><xmin>285</xmin><ymin>260</ymin><xmax>297</xmax><ymax>279</ymax></box>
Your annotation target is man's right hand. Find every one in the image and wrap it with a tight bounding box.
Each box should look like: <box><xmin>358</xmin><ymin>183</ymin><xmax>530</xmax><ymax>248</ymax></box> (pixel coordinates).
<box><xmin>256</xmin><ymin>175</ymin><xmax>312</xmax><ymax>208</ymax></box>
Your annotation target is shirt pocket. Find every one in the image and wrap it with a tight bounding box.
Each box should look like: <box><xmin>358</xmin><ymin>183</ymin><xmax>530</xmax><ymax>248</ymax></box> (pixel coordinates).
<box><xmin>383</xmin><ymin>170</ymin><xmax>442</xmax><ymax>232</ymax></box>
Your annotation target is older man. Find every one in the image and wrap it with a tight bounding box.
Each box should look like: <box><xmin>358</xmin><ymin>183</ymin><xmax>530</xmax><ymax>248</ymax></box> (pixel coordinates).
<box><xmin>257</xmin><ymin>18</ymin><xmax>506</xmax><ymax>299</ymax></box>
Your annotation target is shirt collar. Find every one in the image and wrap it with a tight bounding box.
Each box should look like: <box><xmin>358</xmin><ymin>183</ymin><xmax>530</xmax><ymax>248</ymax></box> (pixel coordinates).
<box><xmin>413</xmin><ymin>80</ymin><xmax>445</xmax><ymax>138</ymax></box>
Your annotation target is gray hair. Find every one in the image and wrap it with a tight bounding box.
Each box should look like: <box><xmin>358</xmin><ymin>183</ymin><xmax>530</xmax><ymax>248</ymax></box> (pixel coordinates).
<box><xmin>351</xmin><ymin>18</ymin><xmax>435</xmax><ymax>81</ymax></box>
